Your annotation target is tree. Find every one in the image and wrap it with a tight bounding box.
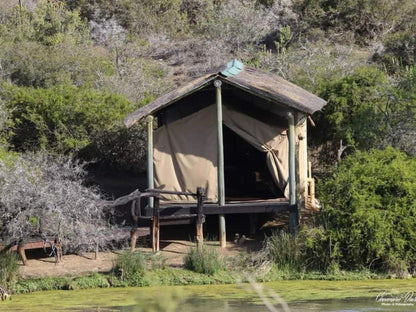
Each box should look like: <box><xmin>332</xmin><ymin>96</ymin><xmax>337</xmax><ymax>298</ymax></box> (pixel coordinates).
<box><xmin>0</xmin><ymin>152</ymin><xmax>118</xmax><ymax>253</ymax></box>
<box><xmin>313</xmin><ymin>66</ymin><xmax>388</xmax><ymax>151</ymax></box>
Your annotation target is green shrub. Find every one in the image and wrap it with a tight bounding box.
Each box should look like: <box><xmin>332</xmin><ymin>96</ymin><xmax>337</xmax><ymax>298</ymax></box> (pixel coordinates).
<box><xmin>314</xmin><ymin>65</ymin><xmax>389</xmax><ymax>150</ymax></box>
<box><xmin>184</xmin><ymin>245</ymin><xmax>224</xmax><ymax>275</ymax></box>
<box><xmin>149</xmin><ymin>253</ymin><xmax>168</xmax><ymax>270</ymax></box>
<box><xmin>0</xmin><ymin>251</ymin><xmax>19</xmax><ymax>290</ymax></box>
<box><xmin>113</xmin><ymin>251</ymin><xmax>146</xmax><ymax>285</ymax></box>
<box><xmin>68</xmin><ymin>273</ymin><xmax>110</xmax><ymax>290</ymax></box>
<box><xmin>0</xmin><ymin>1</ymin><xmax>113</xmax><ymax>89</ymax></box>
<box><xmin>381</xmin><ymin>28</ymin><xmax>416</xmax><ymax>70</ymax></box>
<box><xmin>318</xmin><ymin>147</ymin><xmax>416</xmax><ymax>271</ymax></box>
<box><xmin>263</xmin><ymin>230</ymin><xmax>303</xmax><ymax>271</ymax></box>
<box><xmin>2</xmin><ymin>83</ymin><xmax>132</xmax><ymax>153</ymax></box>
<box><xmin>301</xmin><ymin>226</ymin><xmax>334</xmax><ymax>272</ymax></box>
<box><xmin>15</xmin><ymin>277</ymin><xmax>68</xmax><ymax>293</ymax></box>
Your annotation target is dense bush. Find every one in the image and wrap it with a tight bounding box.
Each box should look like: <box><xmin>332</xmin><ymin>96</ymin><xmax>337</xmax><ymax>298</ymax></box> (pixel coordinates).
<box><xmin>0</xmin><ymin>0</ymin><xmax>415</xmax><ymax>283</ymax></box>
<box><xmin>184</xmin><ymin>245</ymin><xmax>224</xmax><ymax>275</ymax></box>
<box><xmin>2</xmin><ymin>83</ymin><xmax>132</xmax><ymax>153</ymax></box>
<box><xmin>292</xmin><ymin>0</ymin><xmax>416</xmax><ymax>44</ymax></box>
<box><xmin>0</xmin><ymin>151</ymin><xmax>117</xmax><ymax>253</ymax></box>
<box><xmin>381</xmin><ymin>29</ymin><xmax>416</xmax><ymax>70</ymax></box>
<box><xmin>386</xmin><ymin>67</ymin><xmax>416</xmax><ymax>156</ymax></box>
<box><xmin>0</xmin><ymin>0</ymin><xmax>112</xmax><ymax>88</ymax></box>
<box><xmin>309</xmin><ymin>65</ymin><xmax>416</xmax><ymax>168</ymax></box>
<box><xmin>314</xmin><ymin>65</ymin><xmax>388</xmax><ymax>150</ymax></box>
<box><xmin>317</xmin><ymin>147</ymin><xmax>416</xmax><ymax>272</ymax></box>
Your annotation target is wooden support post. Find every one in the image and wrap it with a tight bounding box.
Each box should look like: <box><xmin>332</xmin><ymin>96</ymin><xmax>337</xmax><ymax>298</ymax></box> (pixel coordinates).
<box><xmin>147</xmin><ymin>115</ymin><xmax>155</xmax><ymax>248</ymax></box>
<box><xmin>196</xmin><ymin>187</ymin><xmax>204</xmax><ymax>249</ymax></box>
<box><xmin>54</xmin><ymin>238</ymin><xmax>63</xmax><ymax>264</ymax></box>
<box><xmin>18</xmin><ymin>241</ymin><xmax>27</xmax><ymax>265</ymax></box>
<box><xmin>308</xmin><ymin>162</ymin><xmax>315</xmax><ymax>203</ymax></box>
<box><xmin>287</xmin><ymin>112</ymin><xmax>298</xmax><ymax>235</ymax></box>
<box><xmin>130</xmin><ymin>199</ymin><xmax>141</xmax><ymax>252</ymax></box>
<box><xmin>152</xmin><ymin>196</ymin><xmax>160</xmax><ymax>252</ymax></box>
<box><xmin>147</xmin><ymin>115</ymin><xmax>154</xmax><ymax>209</ymax></box>
<box><xmin>131</xmin><ymin>228</ymin><xmax>139</xmax><ymax>252</ymax></box>
<box><xmin>94</xmin><ymin>240</ymin><xmax>99</xmax><ymax>260</ymax></box>
<box><xmin>215</xmin><ymin>79</ymin><xmax>226</xmax><ymax>248</ymax></box>
<box><xmin>303</xmin><ymin>118</ymin><xmax>308</xmax><ymax>202</ymax></box>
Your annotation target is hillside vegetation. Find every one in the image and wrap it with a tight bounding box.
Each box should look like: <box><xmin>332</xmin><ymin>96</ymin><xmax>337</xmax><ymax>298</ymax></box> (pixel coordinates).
<box><xmin>0</xmin><ymin>0</ymin><xmax>415</xmax><ymax>275</ymax></box>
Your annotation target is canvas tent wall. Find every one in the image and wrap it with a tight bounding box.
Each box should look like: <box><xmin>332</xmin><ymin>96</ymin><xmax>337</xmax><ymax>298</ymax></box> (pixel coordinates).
<box><xmin>153</xmin><ymin>104</ymin><xmax>289</xmax><ymax>202</ymax></box>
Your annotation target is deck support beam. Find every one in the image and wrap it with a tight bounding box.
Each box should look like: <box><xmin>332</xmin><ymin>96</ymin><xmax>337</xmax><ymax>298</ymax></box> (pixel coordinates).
<box><xmin>196</xmin><ymin>187</ymin><xmax>204</xmax><ymax>249</ymax></box>
<box><xmin>215</xmin><ymin>79</ymin><xmax>226</xmax><ymax>248</ymax></box>
<box><xmin>287</xmin><ymin>112</ymin><xmax>298</xmax><ymax>235</ymax></box>
<box><xmin>152</xmin><ymin>197</ymin><xmax>160</xmax><ymax>251</ymax></box>
<box><xmin>147</xmin><ymin>115</ymin><xmax>154</xmax><ymax>208</ymax></box>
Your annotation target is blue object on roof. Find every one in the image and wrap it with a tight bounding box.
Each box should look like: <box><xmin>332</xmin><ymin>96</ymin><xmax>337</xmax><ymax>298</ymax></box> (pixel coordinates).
<box><xmin>221</xmin><ymin>59</ymin><xmax>244</xmax><ymax>77</ymax></box>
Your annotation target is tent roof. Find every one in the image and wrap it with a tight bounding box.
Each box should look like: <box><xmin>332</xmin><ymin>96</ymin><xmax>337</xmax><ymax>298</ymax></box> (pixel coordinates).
<box><xmin>124</xmin><ymin>62</ymin><xmax>327</xmax><ymax>128</ymax></box>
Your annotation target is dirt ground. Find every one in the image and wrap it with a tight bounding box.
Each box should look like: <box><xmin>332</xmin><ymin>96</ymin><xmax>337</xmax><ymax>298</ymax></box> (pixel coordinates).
<box><xmin>18</xmin><ymin>239</ymin><xmax>254</xmax><ymax>279</ymax></box>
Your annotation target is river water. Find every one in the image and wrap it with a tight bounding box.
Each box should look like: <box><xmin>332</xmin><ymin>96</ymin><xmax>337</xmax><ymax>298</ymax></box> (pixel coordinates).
<box><xmin>111</xmin><ymin>296</ymin><xmax>414</xmax><ymax>312</ymax></box>
<box><xmin>3</xmin><ymin>280</ymin><xmax>415</xmax><ymax>311</ymax></box>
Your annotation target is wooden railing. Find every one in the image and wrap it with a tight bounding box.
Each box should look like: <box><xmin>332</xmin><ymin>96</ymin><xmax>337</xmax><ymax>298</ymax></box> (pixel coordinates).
<box><xmin>130</xmin><ymin>187</ymin><xmax>205</xmax><ymax>252</ymax></box>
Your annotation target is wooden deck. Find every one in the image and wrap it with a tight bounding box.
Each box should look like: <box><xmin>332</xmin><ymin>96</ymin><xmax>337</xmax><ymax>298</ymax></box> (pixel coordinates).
<box><xmin>142</xmin><ymin>197</ymin><xmax>292</xmax><ymax>219</ymax></box>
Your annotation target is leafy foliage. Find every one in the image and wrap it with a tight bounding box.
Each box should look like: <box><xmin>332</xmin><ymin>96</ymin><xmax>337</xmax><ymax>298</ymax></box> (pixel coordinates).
<box><xmin>318</xmin><ymin>147</ymin><xmax>416</xmax><ymax>271</ymax></box>
<box><xmin>310</xmin><ymin>65</ymin><xmax>416</xmax><ymax>162</ymax></box>
<box><xmin>314</xmin><ymin>65</ymin><xmax>388</xmax><ymax>150</ymax></box>
<box><xmin>2</xmin><ymin>83</ymin><xmax>132</xmax><ymax>153</ymax></box>
<box><xmin>0</xmin><ymin>0</ymin><xmax>112</xmax><ymax>88</ymax></box>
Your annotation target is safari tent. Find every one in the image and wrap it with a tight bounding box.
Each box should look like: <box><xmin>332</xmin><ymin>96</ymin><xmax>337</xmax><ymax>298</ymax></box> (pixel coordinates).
<box><xmin>124</xmin><ymin>60</ymin><xmax>326</xmax><ymax>245</ymax></box>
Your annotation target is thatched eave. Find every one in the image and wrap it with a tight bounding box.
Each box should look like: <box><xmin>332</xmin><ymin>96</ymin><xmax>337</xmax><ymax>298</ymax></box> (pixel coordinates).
<box><xmin>124</xmin><ymin>63</ymin><xmax>326</xmax><ymax>128</ymax></box>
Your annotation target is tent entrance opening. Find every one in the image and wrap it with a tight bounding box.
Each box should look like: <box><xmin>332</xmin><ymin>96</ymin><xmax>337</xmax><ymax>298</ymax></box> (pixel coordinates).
<box><xmin>223</xmin><ymin>126</ymin><xmax>283</xmax><ymax>201</ymax></box>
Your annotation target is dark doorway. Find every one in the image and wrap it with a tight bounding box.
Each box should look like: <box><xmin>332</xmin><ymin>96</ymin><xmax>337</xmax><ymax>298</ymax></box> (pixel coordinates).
<box><xmin>223</xmin><ymin>126</ymin><xmax>283</xmax><ymax>200</ymax></box>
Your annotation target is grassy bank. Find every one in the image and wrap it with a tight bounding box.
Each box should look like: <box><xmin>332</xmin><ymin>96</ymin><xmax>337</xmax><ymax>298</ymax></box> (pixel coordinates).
<box><xmin>11</xmin><ymin>262</ymin><xmax>395</xmax><ymax>294</ymax></box>
<box><xmin>2</xmin><ymin>241</ymin><xmax>413</xmax><ymax>295</ymax></box>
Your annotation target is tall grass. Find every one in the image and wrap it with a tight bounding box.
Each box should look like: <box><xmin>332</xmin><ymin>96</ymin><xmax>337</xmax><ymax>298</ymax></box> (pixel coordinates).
<box><xmin>0</xmin><ymin>251</ymin><xmax>19</xmax><ymax>290</ymax></box>
<box><xmin>184</xmin><ymin>245</ymin><xmax>224</xmax><ymax>275</ymax></box>
<box><xmin>263</xmin><ymin>230</ymin><xmax>303</xmax><ymax>271</ymax></box>
<box><xmin>113</xmin><ymin>251</ymin><xmax>146</xmax><ymax>285</ymax></box>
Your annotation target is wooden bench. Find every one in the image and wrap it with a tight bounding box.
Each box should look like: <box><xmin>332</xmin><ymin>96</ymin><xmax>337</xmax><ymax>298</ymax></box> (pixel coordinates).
<box><xmin>1</xmin><ymin>238</ymin><xmax>62</xmax><ymax>265</ymax></box>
